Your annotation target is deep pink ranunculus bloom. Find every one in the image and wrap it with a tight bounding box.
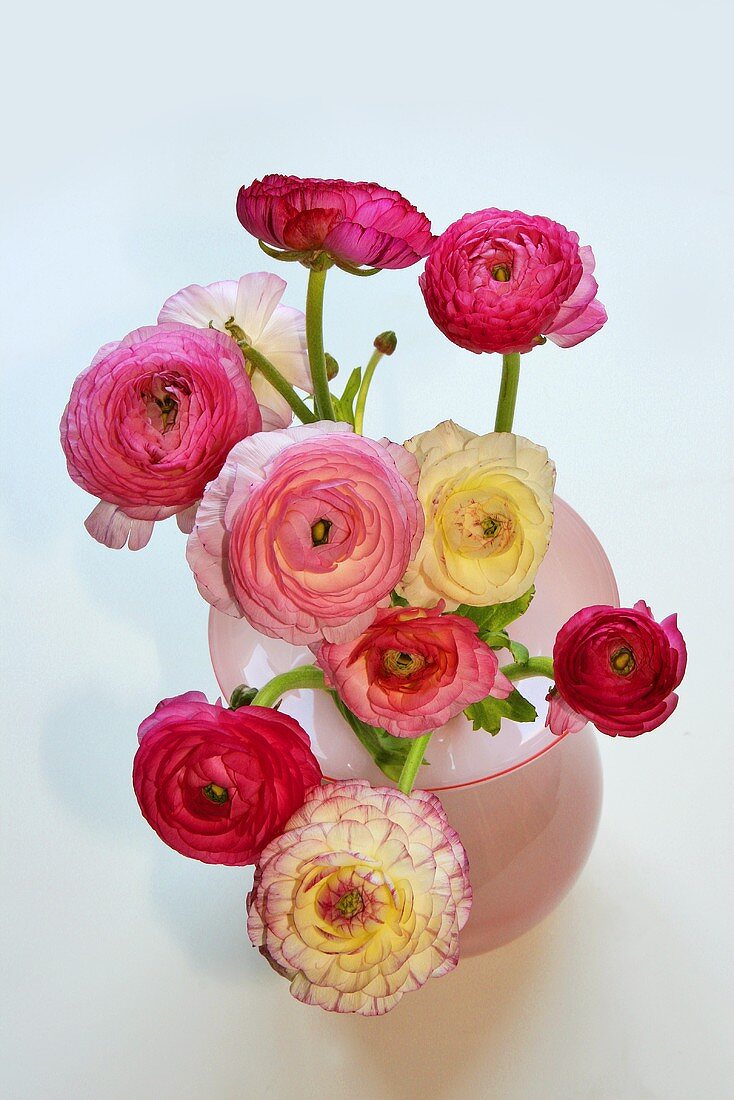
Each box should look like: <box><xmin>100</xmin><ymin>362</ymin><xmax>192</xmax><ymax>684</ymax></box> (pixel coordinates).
<box><xmin>187</xmin><ymin>423</ymin><xmax>424</xmax><ymax>645</ymax></box>
<box><xmin>420</xmin><ymin>209</ymin><xmax>607</xmax><ymax>355</ymax></box>
<box><xmin>132</xmin><ymin>692</ymin><xmax>322</xmax><ymax>865</ymax></box>
<box><xmin>551</xmin><ymin>601</ymin><xmax>687</xmax><ymax>737</ymax></box>
<box><xmin>60</xmin><ymin>324</ymin><xmax>262</xmax><ymax>549</ymax></box>
<box><xmin>236</xmin><ymin>175</ymin><xmax>434</xmax><ymax>271</ymax></box>
<box><xmin>314</xmin><ymin>604</ymin><xmax>512</xmax><ymax>737</ymax></box>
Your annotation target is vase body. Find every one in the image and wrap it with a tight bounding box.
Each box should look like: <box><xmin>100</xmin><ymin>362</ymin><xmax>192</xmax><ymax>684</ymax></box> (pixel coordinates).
<box><xmin>209</xmin><ymin>496</ymin><xmax>617</xmax><ymax>954</ymax></box>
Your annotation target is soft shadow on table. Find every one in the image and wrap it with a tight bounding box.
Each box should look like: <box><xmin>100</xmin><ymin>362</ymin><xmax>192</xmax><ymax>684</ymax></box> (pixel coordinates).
<box><xmin>329</xmin><ymin>913</ymin><xmax>564</xmax><ymax>1100</ymax></box>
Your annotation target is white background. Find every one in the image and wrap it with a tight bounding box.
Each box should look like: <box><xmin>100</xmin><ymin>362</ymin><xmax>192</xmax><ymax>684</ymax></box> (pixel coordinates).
<box><xmin>2</xmin><ymin>2</ymin><xmax>732</xmax><ymax>1097</ymax></box>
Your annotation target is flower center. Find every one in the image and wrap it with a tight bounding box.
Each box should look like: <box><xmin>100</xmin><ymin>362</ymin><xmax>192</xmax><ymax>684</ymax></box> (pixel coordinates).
<box><xmin>610</xmin><ymin>646</ymin><xmax>636</xmax><ymax>676</ymax></box>
<box><xmin>491</xmin><ymin>263</ymin><xmax>511</xmax><ymax>282</ymax></box>
<box><xmin>202</xmin><ymin>783</ymin><xmax>229</xmax><ymax>804</ymax></box>
<box><xmin>155</xmin><ymin>393</ymin><xmax>178</xmax><ymax>431</ymax></box>
<box><xmin>335</xmin><ymin>889</ymin><xmax>364</xmax><ymax>918</ymax></box>
<box><xmin>311</xmin><ymin>518</ymin><xmax>332</xmax><ymax>546</ymax></box>
<box><xmin>382</xmin><ymin>649</ymin><xmax>426</xmax><ymax>678</ymax></box>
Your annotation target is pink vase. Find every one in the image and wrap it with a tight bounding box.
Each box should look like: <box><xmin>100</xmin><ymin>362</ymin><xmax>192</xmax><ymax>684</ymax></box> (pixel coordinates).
<box><xmin>208</xmin><ymin>496</ymin><xmax>618</xmax><ymax>955</ymax></box>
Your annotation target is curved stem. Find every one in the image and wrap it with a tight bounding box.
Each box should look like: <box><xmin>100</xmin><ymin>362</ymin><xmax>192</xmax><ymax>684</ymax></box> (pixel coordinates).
<box><xmin>353</xmin><ymin>348</ymin><xmax>384</xmax><ymax>435</ymax></box>
<box><xmin>501</xmin><ymin>656</ymin><xmax>554</xmax><ymax>682</ymax></box>
<box><xmin>397</xmin><ymin>732</ymin><xmax>432</xmax><ymax>795</ymax></box>
<box><xmin>494</xmin><ymin>352</ymin><xmax>521</xmax><ymax>432</ymax></box>
<box><xmin>305</xmin><ymin>268</ymin><xmax>336</xmax><ymax>420</ymax></box>
<box><xmin>251</xmin><ymin>666</ymin><xmax>326</xmax><ymax>708</ymax></box>
<box><xmin>240</xmin><ymin>344</ymin><xmax>317</xmax><ymax>424</ymax></box>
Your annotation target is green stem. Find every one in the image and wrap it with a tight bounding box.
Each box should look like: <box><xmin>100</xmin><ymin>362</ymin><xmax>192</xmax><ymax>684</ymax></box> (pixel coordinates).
<box><xmin>353</xmin><ymin>348</ymin><xmax>384</xmax><ymax>435</ymax></box>
<box><xmin>305</xmin><ymin>268</ymin><xmax>336</xmax><ymax>420</ymax></box>
<box><xmin>251</xmin><ymin>666</ymin><xmax>326</xmax><ymax>708</ymax></box>
<box><xmin>501</xmin><ymin>656</ymin><xmax>554</xmax><ymax>682</ymax></box>
<box><xmin>494</xmin><ymin>352</ymin><xmax>521</xmax><ymax>432</ymax></box>
<box><xmin>397</xmin><ymin>732</ymin><xmax>433</xmax><ymax>795</ymax></box>
<box><xmin>240</xmin><ymin>344</ymin><xmax>317</xmax><ymax>424</ymax></box>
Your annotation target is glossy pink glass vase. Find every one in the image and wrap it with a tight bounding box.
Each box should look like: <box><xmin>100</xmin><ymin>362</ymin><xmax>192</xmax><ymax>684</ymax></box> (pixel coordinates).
<box><xmin>209</xmin><ymin>496</ymin><xmax>618</xmax><ymax>955</ymax></box>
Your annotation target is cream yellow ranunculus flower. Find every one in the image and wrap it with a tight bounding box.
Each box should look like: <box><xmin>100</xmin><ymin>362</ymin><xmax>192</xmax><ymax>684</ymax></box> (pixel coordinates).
<box><xmin>398</xmin><ymin>421</ymin><xmax>555</xmax><ymax>608</ymax></box>
<box><xmin>246</xmin><ymin>781</ymin><xmax>471</xmax><ymax>1016</ymax></box>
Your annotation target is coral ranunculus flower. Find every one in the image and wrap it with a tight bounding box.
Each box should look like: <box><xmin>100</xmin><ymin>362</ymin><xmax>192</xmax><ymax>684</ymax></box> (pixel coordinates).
<box><xmin>133</xmin><ymin>693</ymin><xmax>322</xmax><ymax>865</ymax></box>
<box><xmin>158</xmin><ymin>273</ymin><xmax>311</xmax><ymax>430</ymax></box>
<box><xmin>314</xmin><ymin>604</ymin><xmax>512</xmax><ymax>737</ymax></box>
<box><xmin>60</xmin><ymin>324</ymin><xmax>262</xmax><ymax>549</ymax></box>
<box><xmin>398</xmin><ymin>421</ymin><xmax>555</xmax><ymax>609</ymax></box>
<box><xmin>236</xmin><ymin>175</ymin><xmax>434</xmax><ymax>271</ymax></box>
<box><xmin>551</xmin><ymin>602</ymin><xmax>687</xmax><ymax>737</ymax></box>
<box><xmin>420</xmin><ymin>208</ymin><xmax>607</xmax><ymax>354</ymax></box>
<box><xmin>247</xmin><ymin>781</ymin><xmax>472</xmax><ymax>1015</ymax></box>
<box><xmin>187</xmin><ymin>423</ymin><xmax>424</xmax><ymax>645</ymax></box>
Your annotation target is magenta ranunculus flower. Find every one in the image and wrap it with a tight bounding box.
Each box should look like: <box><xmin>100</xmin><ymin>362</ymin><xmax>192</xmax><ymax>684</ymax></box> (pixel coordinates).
<box><xmin>314</xmin><ymin>604</ymin><xmax>512</xmax><ymax>737</ymax></box>
<box><xmin>236</xmin><ymin>175</ymin><xmax>434</xmax><ymax>271</ymax></box>
<box><xmin>60</xmin><ymin>324</ymin><xmax>262</xmax><ymax>549</ymax></box>
<box><xmin>551</xmin><ymin>601</ymin><xmax>687</xmax><ymax>737</ymax></box>
<box><xmin>187</xmin><ymin>423</ymin><xmax>423</xmax><ymax>645</ymax></box>
<box><xmin>420</xmin><ymin>208</ymin><xmax>607</xmax><ymax>355</ymax></box>
<box><xmin>132</xmin><ymin>692</ymin><xmax>322</xmax><ymax>865</ymax></box>
<box><xmin>247</xmin><ymin>780</ymin><xmax>472</xmax><ymax>1015</ymax></box>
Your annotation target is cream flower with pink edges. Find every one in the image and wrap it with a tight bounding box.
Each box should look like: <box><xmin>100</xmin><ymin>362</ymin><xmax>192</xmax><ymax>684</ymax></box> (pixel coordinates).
<box><xmin>246</xmin><ymin>780</ymin><xmax>472</xmax><ymax>1015</ymax></box>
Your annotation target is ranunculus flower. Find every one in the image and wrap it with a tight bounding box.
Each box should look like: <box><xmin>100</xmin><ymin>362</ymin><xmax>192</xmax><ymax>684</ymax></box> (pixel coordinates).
<box><xmin>132</xmin><ymin>692</ymin><xmax>322</xmax><ymax>865</ymax></box>
<box><xmin>420</xmin><ymin>208</ymin><xmax>607</xmax><ymax>354</ymax></box>
<box><xmin>314</xmin><ymin>604</ymin><xmax>512</xmax><ymax>737</ymax></box>
<box><xmin>398</xmin><ymin>421</ymin><xmax>555</xmax><ymax>609</ymax></box>
<box><xmin>187</xmin><ymin>423</ymin><xmax>423</xmax><ymax>645</ymax></box>
<box><xmin>158</xmin><ymin>272</ymin><xmax>311</xmax><ymax>430</ymax></box>
<box><xmin>551</xmin><ymin>601</ymin><xmax>687</xmax><ymax>737</ymax></box>
<box><xmin>236</xmin><ymin>175</ymin><xmax>434</xmax><ymax>271</ymax></box>
<box><xmin>60</xmin><ymin>324</ymin><xmax>262</xmax><ymax>549</ymax></box>
<box><xmin>246</xmin><ymin>780</ymin><xmax>472</xmax><ymax>1015</ymax></box>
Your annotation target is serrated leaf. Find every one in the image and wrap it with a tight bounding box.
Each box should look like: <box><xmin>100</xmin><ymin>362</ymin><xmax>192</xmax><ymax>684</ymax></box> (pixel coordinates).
<box><xmin>329</xmin><ymin>692</ymin><xmax>418</xmax><ymax>783</ymax></box>
<box><xmin>464</xmin><ymin>688</ymin><xmax>538</xmax><ymax>735</ymax></box>
<box><xmin>455</xmin><ymin>586</ymin><xmax>535</xmax><ymax>639</ymax></box>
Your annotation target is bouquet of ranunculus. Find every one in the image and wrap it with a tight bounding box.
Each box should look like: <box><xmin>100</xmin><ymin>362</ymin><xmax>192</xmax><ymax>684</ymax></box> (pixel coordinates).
<box><xmin>60</xmin><ymin>174</ymin><xmax>687</xmax><ymax>1016</ymax></box>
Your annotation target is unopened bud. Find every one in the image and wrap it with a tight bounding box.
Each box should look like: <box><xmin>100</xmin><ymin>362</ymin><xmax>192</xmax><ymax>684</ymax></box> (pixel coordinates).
<box><xmin>229</xmin><ymin>684</ymin><xmax>258</xmax><ymax>710</ymax></box>
<box><xmin>374</xmin><ymin>330</ymin><xmax>397</xmax><ymax>356</ymax></box>
<box><xmin>325</xmin><ymin>353</ymin><xmax>339</xmax><ymax>380</ymax></box>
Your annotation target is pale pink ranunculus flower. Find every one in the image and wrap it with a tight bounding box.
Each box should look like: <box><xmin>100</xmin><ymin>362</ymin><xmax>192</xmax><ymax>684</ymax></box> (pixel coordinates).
<box><xmin>313</xmin><ymin>604</ymin><xmax>512</xmax><ymax>737</ymax></box>
<box><xmin>186</xmin><ymin>423</ymin><xmax>424</xmax><ymax>645</ymax></box>
<box><xmin>246</xmin><ymin>780</ymin><xmax>472</xmax><ymax>1015</ymax></box>
<box><xmin>60</xmin><ymin>324</ymin><xmax>261</xmax><ymax>550</ymax></box>
<box><xmin>158</xmin><ymin>273</ymin><xmax>311</xmax><ymax>430</ymax></box>
<box><xmin>420</xmin><ymin>209</ymin><xmax>607</xmax><ymax>355</ymax></box>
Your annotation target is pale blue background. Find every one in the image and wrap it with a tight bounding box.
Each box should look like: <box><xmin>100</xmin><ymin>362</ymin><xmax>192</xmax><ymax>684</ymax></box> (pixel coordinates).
<box><xmin>2</xmin><ymin>1</ymin><xmax>732</xmax><ymax>1097</ymax></box>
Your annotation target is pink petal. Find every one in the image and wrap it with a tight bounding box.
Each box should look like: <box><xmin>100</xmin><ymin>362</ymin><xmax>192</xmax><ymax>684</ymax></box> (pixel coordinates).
<box><xmin>545</xmin><ymin>688</ymin><xmax>587</xmax><ymax>736</ymax></box>
<box><xmin>85</xmin><ymin>501</ymin><xmax>155</xmax><ymax>551</ymax></box>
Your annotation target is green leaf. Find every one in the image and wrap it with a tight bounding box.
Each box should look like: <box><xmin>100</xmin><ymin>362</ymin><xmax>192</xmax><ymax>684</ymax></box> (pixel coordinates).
<box><xmin>329</xmin><ymin>692</ymin><xmax>419</xmax><ymax>783</ymax></box>
<box><xmin>335</xmin><ymin>366</ymin><xmax>362</xmax><ymax>425</ymax></box>
<box><xmin>508</xmin><ymin>640</ymin><xmax>530</xmax><ymax>666</ymax></box>
<box><xmin>455</xmin><ymin>586</ymin><xmax>535</xmax><ymax>639</ymax></box>
<box><xmin>390</xmin><ymin>589</ymin><xmax>409</xmax><ymax>607</ymax></box>
<box><xmin>464</xmin><ymin>688</ymin><xmax>538</xmax><ymax>735</ymax></box>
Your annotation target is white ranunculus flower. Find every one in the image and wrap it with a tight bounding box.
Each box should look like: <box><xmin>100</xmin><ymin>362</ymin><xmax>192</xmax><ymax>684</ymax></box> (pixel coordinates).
<box><xmin>398</xmin><ymin>420</ymin><xmax>555</xmax><ymax>608</ymax></box>
<box><xmin>159</xmin><ymin>272</ymin><xmax>311</xmax><ymax>430</ymax></box>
